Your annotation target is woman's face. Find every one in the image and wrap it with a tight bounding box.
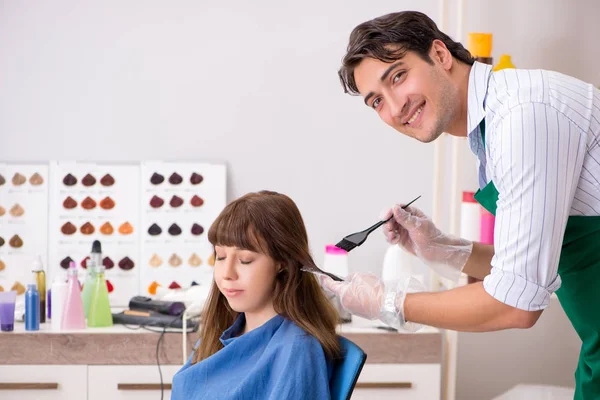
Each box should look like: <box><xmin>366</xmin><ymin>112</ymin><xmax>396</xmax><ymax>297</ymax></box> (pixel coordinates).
<box><xmin>213</xmin><ymin>245</ymin><xmax>279</xmax><ymax>314</ymax></box>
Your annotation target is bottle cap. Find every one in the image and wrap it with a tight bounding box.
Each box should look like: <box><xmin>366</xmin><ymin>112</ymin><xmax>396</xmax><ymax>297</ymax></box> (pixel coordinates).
<box><xmin>32</xmin><ymin>255</ymin><xmax>44</xmax><ymax>272</ymax></box>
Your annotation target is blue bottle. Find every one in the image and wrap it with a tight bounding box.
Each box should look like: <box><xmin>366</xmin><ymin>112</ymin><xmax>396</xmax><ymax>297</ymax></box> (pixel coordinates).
<box><xmin>25</xmin><ymin>284</ymin><xmax>40</xmax><ymax>331</ymax></box>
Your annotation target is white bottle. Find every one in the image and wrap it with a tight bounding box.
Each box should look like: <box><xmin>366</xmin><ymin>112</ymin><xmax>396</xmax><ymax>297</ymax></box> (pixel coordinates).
<box><xmin>382</xmin><ymin>245</ymin><xmax>429</xmax><ymax>289</ymax></box>
<box><xmin>382</xmin><ymin>245</ymin><xmax>412</xmax><ymax>282</ymax></box>
<box><xmin>322</xmin><ymin>245</ymin><xmax>351</xmax><ymax>323</ymax></box>
<box><xmin>323</xmin><ymin>245</ymin><xmax>349</xmax><ymax>278</ymax></box>
<box><xmin>50</xmin><ymin>275</ymin><xmax>68</xmax><ymax>332</ymax></box>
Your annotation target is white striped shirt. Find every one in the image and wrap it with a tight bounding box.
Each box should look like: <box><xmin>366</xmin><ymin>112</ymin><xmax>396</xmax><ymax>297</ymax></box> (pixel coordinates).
<box><xmin>467</xmin><ymin>61</ymin><xmax>600</xmax><ymax>311</ymax></box>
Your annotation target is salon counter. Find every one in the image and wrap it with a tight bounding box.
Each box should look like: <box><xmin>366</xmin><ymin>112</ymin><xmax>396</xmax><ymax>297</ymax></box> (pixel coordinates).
<box><xmin>0</xmin><ymin>317</ymin><xmax>441</xmax><ymax>365</ymax></box>
<box><xmin>0</xmin><ymin>318</ymin><xmax>442</xmax><ymax>399</ymax></box>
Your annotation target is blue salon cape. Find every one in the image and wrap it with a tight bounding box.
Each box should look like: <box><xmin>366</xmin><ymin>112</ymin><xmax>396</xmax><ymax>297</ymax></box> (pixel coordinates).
<box><xmin>171</xmin><ymin>313</ymin><xmax>333</xmax><ymax>400</ymax></box>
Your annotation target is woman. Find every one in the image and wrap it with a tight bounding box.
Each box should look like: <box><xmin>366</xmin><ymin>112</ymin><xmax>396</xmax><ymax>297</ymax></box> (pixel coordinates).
<box><xmin>171</xmin><ymin>190</ymin><xmax>341</xmax><ymax>400</ymax></box>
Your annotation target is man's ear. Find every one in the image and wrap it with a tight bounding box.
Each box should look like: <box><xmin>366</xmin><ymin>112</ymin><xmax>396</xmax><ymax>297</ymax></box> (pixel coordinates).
<box><xmin>430</xmin><ymin>39</ymin><xmax>453</xmax><ymax>71</ymax></box>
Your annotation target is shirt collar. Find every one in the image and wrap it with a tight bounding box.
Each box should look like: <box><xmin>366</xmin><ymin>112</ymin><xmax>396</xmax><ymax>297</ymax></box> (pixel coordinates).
<box><xmin>466</xmin><ymin>61</ymin><xmax>493</xmax><ymax>136</ymax></box>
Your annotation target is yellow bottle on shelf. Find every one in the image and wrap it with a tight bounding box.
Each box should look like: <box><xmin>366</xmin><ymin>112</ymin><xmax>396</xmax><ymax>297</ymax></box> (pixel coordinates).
<box><xmin>493</xmin><ymin>54</ymin><xmax>516</xmax><ymax>71</ymax></box>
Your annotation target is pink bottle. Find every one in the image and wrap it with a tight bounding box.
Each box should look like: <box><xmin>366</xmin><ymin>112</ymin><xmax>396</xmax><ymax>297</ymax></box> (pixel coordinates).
<box><xmin>61</xmin><ymin>262</ymin><xmax>86</xmax><ymax>330</ymax></box>
<box><xmin>480</xmin><ymin>207</ymin><xmax>495</xmax><ymax>244</ymax></box>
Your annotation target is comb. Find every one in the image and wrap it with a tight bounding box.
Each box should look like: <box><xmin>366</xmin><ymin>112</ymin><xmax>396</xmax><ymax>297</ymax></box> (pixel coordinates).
<box><xmin>334</xmin><ymin>195</ymin><xmax>421</xmax><ymax>253</ymax></box>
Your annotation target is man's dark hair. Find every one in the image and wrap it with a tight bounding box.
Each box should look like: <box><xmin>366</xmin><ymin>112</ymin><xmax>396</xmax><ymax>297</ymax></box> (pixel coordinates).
<box><xmin>339</xmin><ymin>11</ymin><xmax>474</xmax><ymax>94</ymax></box>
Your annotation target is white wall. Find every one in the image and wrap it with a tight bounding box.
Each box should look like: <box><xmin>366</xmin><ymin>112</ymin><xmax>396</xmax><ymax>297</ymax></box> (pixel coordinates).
<box><xmin>1</xmin><ymin>1</ymin><xmax>594</xmax><ymax>399</ymax></box>
<box><xmin>0</xmin><ymin>0</ymin><xmax>436</xmax><ymax>277</ymax></box>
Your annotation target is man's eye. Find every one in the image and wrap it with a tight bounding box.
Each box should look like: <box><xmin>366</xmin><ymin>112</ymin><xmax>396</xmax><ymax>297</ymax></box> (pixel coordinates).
<box><xmin>372</xmin><ymin>98</ymin><xmax>381</xmax><ymax>109</ymax></box>
<box><xmin>392</xmin><ymin>71</ymin><xmax>405</xmax><ymax>83</ymax></box>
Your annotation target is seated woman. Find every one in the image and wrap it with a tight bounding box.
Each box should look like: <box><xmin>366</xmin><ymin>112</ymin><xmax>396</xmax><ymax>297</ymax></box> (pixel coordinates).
<box><xmin>171</xmin><ymin>190</ymin><xmax>341</xmax><ymax>400</ymax></box>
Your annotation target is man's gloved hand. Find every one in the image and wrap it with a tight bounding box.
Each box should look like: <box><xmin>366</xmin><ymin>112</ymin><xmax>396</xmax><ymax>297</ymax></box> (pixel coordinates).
<box><xmin>318</xmin><ymin>272</ymin><xmax>424</xmax><ymax>332</ymax></box>
<box><xmin>381</xmin><ymin>205</ymin><xmax>473</xmax><ymax>282</ymax></box>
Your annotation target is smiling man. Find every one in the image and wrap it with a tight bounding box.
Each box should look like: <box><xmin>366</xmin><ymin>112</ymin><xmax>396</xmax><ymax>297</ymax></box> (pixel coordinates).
<box><xmin>319</xmin><ymin>11</ymin><xmax>600</xmax><ymax>399</ymax></box>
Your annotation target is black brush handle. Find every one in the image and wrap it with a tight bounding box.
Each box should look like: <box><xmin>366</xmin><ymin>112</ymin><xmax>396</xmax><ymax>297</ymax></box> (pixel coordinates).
<box><xmin>362</xmin><ymin>195</ymin><xmax>422</xmax><ymax>234</ymax></box>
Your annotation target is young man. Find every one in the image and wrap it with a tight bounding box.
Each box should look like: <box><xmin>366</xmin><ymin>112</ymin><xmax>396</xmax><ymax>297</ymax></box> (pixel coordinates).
<box><xmin>319</xmin><ymin>11</ymin><xmax>600</xmax><ymax>399</ymax></box>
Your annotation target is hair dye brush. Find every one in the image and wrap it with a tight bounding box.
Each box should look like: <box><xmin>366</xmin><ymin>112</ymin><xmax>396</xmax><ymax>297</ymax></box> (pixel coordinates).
<box><xmin>335</xmin><ymin>195</ymin><xmax>421</xmax><ymax>253</ymax></box>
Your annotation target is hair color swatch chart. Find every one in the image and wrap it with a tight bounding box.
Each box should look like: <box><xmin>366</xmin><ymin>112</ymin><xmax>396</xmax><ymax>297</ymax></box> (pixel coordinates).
<box><xmin>140</xmin><ymin>162</ymin><xmax>226</xmax><ymax>299</ymax></box>
<box><xmin>0</xmin><ymin>164</ymin><xmax>49</xmax><ymax>297</ymax></box>
<box><xmin>48</xmin><ymin>162</ymin><xmax>141</xmax><ymax>306</ymax></box>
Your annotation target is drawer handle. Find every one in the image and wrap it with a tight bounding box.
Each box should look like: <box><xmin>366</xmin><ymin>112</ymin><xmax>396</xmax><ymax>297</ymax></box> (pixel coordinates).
<box><xmin>0</xmin><ymin>383</ymin><xmax>59</xmax><ymax>390</ymax></box>
<box><xmin>118</xmin><ymin>383</ymin><xmax>173</xmax><ymax>390</ymax></box>
<box><xmin>356</xmin><ymin>382</ymin><xmax>413</xmax><ymax>389</ymax></box>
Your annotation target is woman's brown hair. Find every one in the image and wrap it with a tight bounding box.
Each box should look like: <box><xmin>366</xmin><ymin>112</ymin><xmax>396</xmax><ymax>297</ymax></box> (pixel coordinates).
<box><xmin>192</xmin><ymin>190</ymin><xmax>340</xmax><ymax>364</ymax></box>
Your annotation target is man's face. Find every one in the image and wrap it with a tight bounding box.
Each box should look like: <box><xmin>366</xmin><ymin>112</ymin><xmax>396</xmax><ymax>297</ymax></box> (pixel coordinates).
<box><xmin>353</xmin><ymin>46</ymin><xmax>458</xmax><ymax>143</ymax></box>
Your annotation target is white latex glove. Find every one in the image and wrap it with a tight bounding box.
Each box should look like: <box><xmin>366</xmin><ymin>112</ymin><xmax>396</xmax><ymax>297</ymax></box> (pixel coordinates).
<box><xmin>381</xmin><ymin>205</ymin><xmax>473</xmax><ymax>283</ymax></box>
<box><xmin>319</xmin><ymin>272</ymin><xmax>424</xmax><ymax>332</ymax></box>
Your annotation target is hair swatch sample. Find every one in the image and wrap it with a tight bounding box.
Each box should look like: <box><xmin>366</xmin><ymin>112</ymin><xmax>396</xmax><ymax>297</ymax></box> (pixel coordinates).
<box><xmin>148</xmin><ymin>281</ymin><xmax>160</xmax><ymax>295</ymax></box>
<box><xmin>190</xmin><ymin>173</ymin><xmax>204</xmax><ymax>185</ymax></box>
<box><xmin>63</xmin><ymin>173</ymin><xmax>77</xmax><ymax>186</ymax></box>
<box><xmin>150</xmin><ymin>173</ymin><xmax>164</xmax><ymax>185</ymax></box>
<box><xmin>188</xmin><ymin>253</ymin><xmax>202</xmax><ymax>267</ymax></box>
<box><xmin>168</xmin><ymin>281</ymin><xmax>181</xmax><ymax>289</ymax></box>
<box><xmin>148</xmin><ymin>223</ymin><xmax>162</xmax><ymax>236</ymax></box>
<box><xmin>103</xmin><ymin>257</ymin><xmax>114</xmax><ymax>270</ymax></box>
<box><xmin>0</xmin><ymin>175</ymin><xmax>5</xmax><ymax>186</ymax></box>
<box><xmin>0</xmin><ymin>237</ymin><xmax>4</xmax><ymax>247</ymax></box>
<box><xmin>9</xmin><ymin>235</ymin><xmax>23</xmax><ymax>248</ymax></box>
<box><xmin>29</xmin><ymin>173</ymin><xmax>44</xmax><ymax>186</ymax></box>
<box><xmin>190</xmin><ymin>281</ymin><xmax>199</xmax><ymax>287</ymax></box>
<box><xmin>60</xmin><ymin>256</ymin><xmax>73</xmax><ymax>269</ymax></box>
<box><xmin>168</xmin><ymin>223</ymin><xmax>182</xmax><ymax>236</ymax></box>
<box><xmin>12</xmin><ymin>173</ymin><xmax>26</xmax><ymax>186</ymax></box>
<box><xmin>100</xmin><ymin>222</ymin><xmax>114</xmax><ymax>235</ymax></box>
<box><xmin>0</xmin><ymin>260</ymin><xmax>5</xmax><ymax>272</ymax></box>
<box><xmin>190</xmin><ymin>195</ymin><xmax>204</xmax><ymax>207</ymax></box>
<box><xmin>118</xmin><ymin>222</ymin><xmax>134</xmax><ymax>235</ymax></box>
<box><xmin>82</xmin><ymin>173</ymin><xmax>96</xmax><ymax>187</ymax></box>
<box><xmin>168</xmin><ymin>172</ymin><xmax>183</xmax><ymax>185</ymax></box>
<box><xmin>106</xmin><ymin>280</ymin><xmax>114</xmax><ymax>293</ymax></box>
<box><xmin>80</xmin><ymin>222</ymin><xmax>95</xmax><ymax>235</ymax></box>
<box><xmin>118</xmin><ymin>257</ymin><xmax>135</xmax><ymax>270</ymax></box>
<box><xmin>169</xmin><ymin>195</ymin><xmax>184</xmax><ymax>208</ymax></box>
<box><xmin>150</xmin><ymin>195</ymin><xmax>164</xmax><ymax>208</ymax></box>
<box><xmin>99</xmin><ymin>197</ymin><xmax>115</xmax><ymax>210</ymax></box>
<box><xmin>81</xmin><ymin>196</ymin><xmax>96</xmax><ymax>210</ymax></box>
<box><xmin>168</xmin><ymin>254</ymin><xmax>182</xmax><ymax>267</ymax></box>
<box><xmin>0</xmin><ymin>285</ymin><xmax>3</xmax><ymax>292</ymax></box>
<box><xmin>191</xmin><ymin>223</ymin><xmax>204</xmax><ymax>236</ymax></box>
<box><xmin>61</xmin><ymin>222</ymin><xmax>77</xmax><ymax>235</ymax></box>
<box><xmin>81</xmin><ymin>256</ymin><xmax>90</xmax><ymax>269</ymax></box>
<box><xmin>149</xmin><ymin>254</ymin><xmax>163</xmax><ymax>267</ymax></box>
<box><xmin>0</xmin><ymin>206</ymin><xmax>5</xmax><ymax>217</ymax></box>
<box><xmin>100</xmin><ymin>174</ymin><xmax>115</xmax><ymax>186</ymax></box>
<box><xmin>9</xmin><ymin>204</ymin><xmax>24</xmax><ymax>217</ymax></box>
<box><xmin>11</xmin><ymin>281</ymin><xmax>26</xmax><ymax>295</ymax></box>
<box><xmin>63</xmin><ymin>196</ymin><xmax>78</xmax><ymax>209</ymax></box>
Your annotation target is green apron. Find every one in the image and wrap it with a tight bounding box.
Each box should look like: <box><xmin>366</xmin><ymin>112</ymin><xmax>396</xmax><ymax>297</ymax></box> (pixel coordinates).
<box><xmin>474</xmin><ymin>121</ymin><xmax>600</xmax><ymax>400</ymax></box>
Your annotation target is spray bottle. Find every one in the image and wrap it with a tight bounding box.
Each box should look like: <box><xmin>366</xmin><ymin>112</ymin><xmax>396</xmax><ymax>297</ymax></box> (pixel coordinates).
<box><xmin>82</xmin><ymin>240</ymin><xmax>101</xmax><ymax>318</ymax></box>
<box><xmin>61</xmin><ymin>261</ymin><xmax>86</xmax><ymax>330</ymax></box>
<box><xmin>87</xmin><ymin>262</ymin><xmax>113</xmax><ymax>327</ymax></box>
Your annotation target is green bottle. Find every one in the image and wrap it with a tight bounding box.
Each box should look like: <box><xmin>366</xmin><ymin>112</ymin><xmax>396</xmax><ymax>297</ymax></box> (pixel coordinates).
<box><xmin>82</xmin><ymin>240</ymin><xmax>102</xmax><ymax>318</ymax></box>
<box><xmin>87</xmin><ymin>264</ymin><xmax>113</xmax><ymax>327</ymax></box>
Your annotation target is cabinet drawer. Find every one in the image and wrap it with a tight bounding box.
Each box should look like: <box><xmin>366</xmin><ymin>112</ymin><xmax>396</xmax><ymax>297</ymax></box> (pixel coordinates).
<box><xmin>351</xmin><ymin>364</ymin><xmax>441</xmax><ymax>399</ymax></box>
<box><xmin>0</xmin><ymin>365</ymin><xmax>87</xmax><ymax>400</ymax></box>
<box><xmin>88</xmin><ymin>365</ymin><xmax>182</xmax><ymax>400</ymax></box>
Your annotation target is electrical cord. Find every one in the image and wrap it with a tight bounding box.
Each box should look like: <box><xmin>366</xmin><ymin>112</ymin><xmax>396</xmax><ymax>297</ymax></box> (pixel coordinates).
<box><xmin>120</xmin><ymin>313</ymin><xmax>194</xmax><ymax>400</ymax></box>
